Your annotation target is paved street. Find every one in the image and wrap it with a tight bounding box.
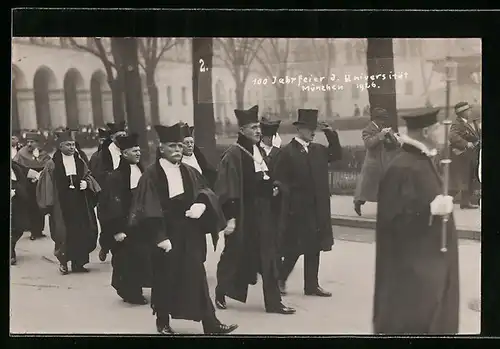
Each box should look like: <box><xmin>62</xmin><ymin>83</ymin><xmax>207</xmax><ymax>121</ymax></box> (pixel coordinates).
<box><xmin>10</xmin><ymin>226</ymin><xmax>480</xmax><ymax>335</ymax></box>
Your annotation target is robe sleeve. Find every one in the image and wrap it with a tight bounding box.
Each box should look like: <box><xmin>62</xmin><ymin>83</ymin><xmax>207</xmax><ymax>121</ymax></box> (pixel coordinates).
<box><xmin>214</xmin><ymin>148</ymin><xmax>241</xmax><ymax>220</ymax></box>
<box><xmin>36</xmin><ymin>160</ymin><xmax>56</xmax><ymax>213</ymax></box>
<box><xmin>377</xmin><ymin>165</ymin><xmax>432</xmax><ymax>226</ymax></box>
<box><xmin>270</xmin><ymin>147</ymin><xmax>293</xmax><ymax>238</ymax></box>
<box><xmin>128</xmin><ymin>171</ymin><xmax>168</xmax><ymax>244</ymax></box>
<box><xmin>98</xmin><ymin>171</ymin><xmax>127</xmax><ymax>234</ymax></box>
<box><xmin>362</xmin><ymin>126</ymin><xmax>384</xmax><ymax>149</ymax></box>
<box><xmin>323</xmin><ymin>129</ymin><xmax>343</xmax><ymax>162</ymax></box>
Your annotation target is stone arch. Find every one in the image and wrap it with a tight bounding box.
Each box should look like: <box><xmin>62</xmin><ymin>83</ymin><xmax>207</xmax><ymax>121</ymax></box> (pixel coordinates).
<box><xmin>11</xmin><ymin>65</ymin><xmax>27</xmax><ymax>131</ymax></box>
<box><xmin>90</xmin><ymin>70</ymin><xmax>109</xmax><ymax>127</ymax></box>
<box><xmin>63</xmin><ymin>68</ymin><xmax>87</xmax><ymax>128</ymax></box>
<box><xmin>215</xmin><ymin>80</ymin><xmax>227</xmax><ymax>121</ymax></box>
<box><xmin>33</xmin><ymin>66</ymin><xmax>58</xmax><ymax>129</ymax></box>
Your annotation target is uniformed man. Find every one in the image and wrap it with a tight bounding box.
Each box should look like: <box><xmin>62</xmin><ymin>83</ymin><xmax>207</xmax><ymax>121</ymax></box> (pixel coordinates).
<box><xmin>180</xmin><ymin>123</ymin><xmax>217</xmax><ymax>188</ymax></box>
<box><xmin>214</xmin><ymin>105</ymin><xmax>295</xmax><ymax>315</ymax></box>
<box><xmin>373</xmin><ymin>109</ymin><xmax>459</xmax><ymax>334</ymax></box>
<box><xmin>272</xmin><ymin>109</ymin><xmax>342</xmax><ymax>297</ymax></box>
<box><xmin>258</xmin><ymin>117</ymin><xmax>282</xmax><ymax>164</ymax></box>
<box><xmin>98</xmin><ymin>133</ymin><xmax>152</xmax><ymax>305</ymax></box>
<box><xmin>128</xmin><ymin>123</ymin><xmax>238</xmax><ymax>335</ymax></box>
<box><xmin>13</xmin><ymin>131</ymin><xmax>52</xmax><ymax>240</ymax></box>
<box><xmin>449</xmin><ymin>101</ymin><xmax>480</xmax><ymax>209</ymax></box>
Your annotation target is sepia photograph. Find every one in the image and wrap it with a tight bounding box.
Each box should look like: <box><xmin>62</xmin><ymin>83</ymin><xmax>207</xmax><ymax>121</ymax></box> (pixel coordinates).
<box><xmin>10</xmin><ymin>36</ymin><xmax>481</xmax><ymax>335</ymax></box>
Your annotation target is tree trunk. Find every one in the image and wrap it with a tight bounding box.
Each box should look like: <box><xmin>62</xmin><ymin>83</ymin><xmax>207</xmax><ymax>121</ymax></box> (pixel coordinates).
<box><xmin>192</xmin><ymin>38</ymin><xmax>217</xmax><ymax>166</ymax></box>
<box><xmin>114</xmin><ymin>38</ymin><xmax>150</xmax><ymax>164</ymax></box>
<box><xmin>324</xmin><ymin>89</ymin><xmax>333</xmax><ymax>118</ymax></box>
<box><xmin>276</xmin><ymin>84</ymin><xmax>287</xmax><ymax>119</ymax></box>
<box><xmin>366</xmin><ymin>38</ymin><xmax>398</xmax><ymax>131</ymax></box>
<box><xmin>235</xmin><ymin>82</ymin><xmax>245</xmax><ymax>110</ymax></box>
<box><xmin>146</xmin><ymin>70</ymin><xmax>160</xmax><ymax>126</ymax></box>
<box><xmin>109</xmin><ymin>39</ymin><xmax>126</xmax><ymax>123</ymax></box>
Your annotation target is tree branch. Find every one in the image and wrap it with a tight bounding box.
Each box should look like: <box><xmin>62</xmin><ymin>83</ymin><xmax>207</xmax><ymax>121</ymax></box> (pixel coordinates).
<box><xmin>153</xmin><ymin>38</ymin><xmax>176</xmax><ymax>68</ymax></box>
<box><xmin>69</xmin><ymin>37</ymin><xmax>116</xmax><ymax>68</ymax></box>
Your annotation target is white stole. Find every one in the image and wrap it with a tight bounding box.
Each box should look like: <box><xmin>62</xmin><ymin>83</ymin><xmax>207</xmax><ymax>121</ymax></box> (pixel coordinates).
<box><xmin>159</xmin><ymin>158</ymin><xmax>185</xmax><ymax>198</ymax></box>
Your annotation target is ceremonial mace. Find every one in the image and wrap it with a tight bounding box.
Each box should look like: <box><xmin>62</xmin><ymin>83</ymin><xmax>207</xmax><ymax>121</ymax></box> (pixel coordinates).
<box><xmin>439</xmin><ymin>57</ymin><xmax>457</xmax><ymax>253</ymax></box>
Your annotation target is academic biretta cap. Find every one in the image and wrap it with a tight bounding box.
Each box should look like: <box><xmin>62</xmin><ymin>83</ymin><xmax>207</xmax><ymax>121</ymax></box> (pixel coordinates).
<box><xmin>55</xmin><ymin>129</ymin><xmax>76</xmax><ymax>143</ymax></box>
<box><xmin>181</xmin><ymin>123</ymin><xmax>195</xmax><ymax>138</ymax></box>
<box><xmin>260</xmin><ymin>117</ymin><xmax>281</xmax><ymax>137</ymax></box>
<box><xmin>293</xmin><ymin>109</ymin><xmax>319</xmax><ymax>129</ymax></box>
<box><xmin>155</xmin><ymin>124</ymin><xmax>184</xmax><ymax>143</ymax></box>
<box><xmin>402</xmin><ymin>109</ymin><xmax>440</xmax><ymax>130</ymax></box>
<box><xmin>116</xmin><ymin>133</ymin><xmax>140</xmax><ymax>150</ymax></box>
<box><xmin>25</xmin><ymin>130</ymin><xmax>42</xmax><ymax>141</ymax></box>
<box><xmin>234</xmin><ymin>105</ymin><xmax>259</xmax><ymax>127</ymax></box>
<box><xmin>106</xmin><ymin>121</ymin><xmax>126</xmax><ymax>135</ymax></box>
<box><xmin>98</xmin><ymin>128</ymin><xmax>111</xmax><ymax>138</ymax></box>
<box><xmin>454</xmin><ymin>101</ymin><xmax>471</xmax><ymax>114</ymax></box>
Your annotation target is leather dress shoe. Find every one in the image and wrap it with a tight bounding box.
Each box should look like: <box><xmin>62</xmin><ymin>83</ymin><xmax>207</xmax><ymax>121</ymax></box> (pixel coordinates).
<box><xmin>157</xmin><ymin>324</ymin><xmax>176</xmax><ymax>335</ymax></box>
<box><xmin>123</xmin><ymin>296</ymin><xmax>148</xmax><ymax>305</ymax></box>
<box><xmin>204</xmin><ymin>323</ymin><xmax>238</xmax><ymax>335</ymax></box>
<box><xmin>11</xmin><ymin>257</ymin><xmax>17</xmax><ymax>266</ymax></box>
<box><xmin>305</xmin><ymin>286</ymin><xmax>332</xmax><ymax>297</ymax></box>
<box><xmin>72</xmin><ymin>265</ymin><xmax>89</xmax><ymax>273</ymax></box>
<box><xmin>266</xmin><ymin>303</ymin><xmax>296</xmax><ymax>315</ymax></box>
<box><xmin>59</xmin><ymin>263</ymin><xmax>69</xmax><ymax>275</ymax></box>
<box><xmin>460</xmin><ymin>203</ymin><xmax>479</xmax><ymax>209</ymax></box>
<box><xmin>278</xmin><ymin>280</ymin><xmax>287</xmax><ymax>296</ymax></box>
<box><xmin>215</xmin><ymin>294</ymin><xmax>227</xmax><ymax>310</ymax></box>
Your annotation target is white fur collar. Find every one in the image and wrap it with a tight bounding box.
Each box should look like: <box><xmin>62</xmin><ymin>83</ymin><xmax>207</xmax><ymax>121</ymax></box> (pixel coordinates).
<box><xmin>398</xmin><ymin>134</ymin><xmax>438</xmax><ymax>157</ymax></box>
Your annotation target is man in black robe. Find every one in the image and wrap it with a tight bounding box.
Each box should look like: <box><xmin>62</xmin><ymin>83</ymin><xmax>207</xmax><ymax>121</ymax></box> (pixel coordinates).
<box><xmin>373</xmin><ymin>109</ymin><xmax>459</xmax><ymax>334</ymax></box>
<box><xmin>214</xmin><ymin>105</ymin><xmax>295</xmax><ymax>315</ymax></box>
<box><xmin>258</xmin><ymin>117</ymin><xmax>281</xmax><ymax>164</ymax></box>
<box><xmin>272</xmin><ymin>109</ymin><xmax>342</xmax><ymax>297</ymax></box>
<box><xmin>99</xmin><ymin>133</ymin><xmax>152</xmax><ymax>305</ymax></box>
<box><xmin>128</xmin><ymin>123</ymin><xmax>238</xmax><ymax>335</ymax></box>
<box><xmin>90</xmin><ymin>122</ymin><xmax>127</xmax><ymax>262</ymax></box>
<box><xmin>11</xmin><ymin>160</ymin><xmax>31</xmax><ymax>265</ymax></box>
<box><xmin>13</xmin><ymin>131</ymin><xmax>52</xmax><ymax>240</ymax></box>
<box><xmin>37</xmin><ymin>130</ymin><xmax>101</xmax><ymax>275</ymax></box>
<box><xmin>180</xmin><ymin>123</ymin><xmax>217</xmax><ymax>188</ymax></box>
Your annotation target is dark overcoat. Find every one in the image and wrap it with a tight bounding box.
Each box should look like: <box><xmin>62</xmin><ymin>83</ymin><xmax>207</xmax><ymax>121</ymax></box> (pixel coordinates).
<box><xmin>271</xmin><ymin>130</ymin><xmax>342</xmax><ymax>257</ymax></box>
<box><xmin>373</xmin><ymin>142</ymin><xmax>459</xmax><ymax>334</ymax></box>
<box><xmin>11</xmin><ymin>161</ymin><xmax>31</xmax><ymax>233</ymax></box>
<box><xmin>354</xmin><ymin>121</ymin><xmax>399</xmax><ymax>202</ymax></box>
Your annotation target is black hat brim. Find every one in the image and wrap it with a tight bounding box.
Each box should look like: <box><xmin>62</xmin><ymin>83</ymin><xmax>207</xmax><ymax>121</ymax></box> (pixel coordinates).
<box><xmin>292</xmin><ymin>121</ymin><xmax>318</xmax><ymax>129</ymax></box>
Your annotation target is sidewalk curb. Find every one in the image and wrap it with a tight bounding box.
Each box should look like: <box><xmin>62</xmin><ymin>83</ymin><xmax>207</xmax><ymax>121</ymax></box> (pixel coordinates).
<box><xmin>331</xmin><ymin>216</ymin><xmax>481</xmax><ymax>241</ymax></box>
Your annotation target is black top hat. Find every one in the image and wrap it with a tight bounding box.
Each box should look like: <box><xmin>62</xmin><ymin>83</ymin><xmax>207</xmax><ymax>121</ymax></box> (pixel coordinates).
<box><xmin>371</xmin><ymin>107</ymin><xmax>389</xmax><ymax>119</ymax></box>
<box><xmin>293</xmin><ymin>109</ymin><xmax>319</xmax><ymax>129</ymax></box>
<box><xmin>116</xmin><ymin>133</ymin><xmax>140</xmax><ymax>151</ymax></box>
<box><xmin>154</xmin><ymin>124</ymin><xmax>184</xmax><ymax>143</ymax></box>
<box><xmin>181</xmin><ymin>123</ymin><xmax>195</xmax><ymax>138</ymax></box>
<box><xmin>55</xmin><ymin>129</ymin><xmax>76</xmax><ymax>143</ymax></box>
<box><xmin>98</xmin><ymin>128</ymin><xmax>111</xmax><ymax>139</ymax></box>
<box><xmin>260</xmin><ymin>117</ymin><xmax>281</xmax><ymax>137</ymax></box>
<box><xmin>106</xmin><ymin>121</ymin><xmax>126</xmax><ymax>135</ymax></box>
<box><xmin>454</xmin><ymin>101</ymin><xmax>471</xmax><ymax>115</ymax></box>
<box><xmin>234</xmin><ymin>105</ymin><xmax>259</xmax><ymax>127</ymax></box>
<box><xmin>402</xmin><ymin>108</ymin><xmax>440</xmax><ymax>130</ymax></box>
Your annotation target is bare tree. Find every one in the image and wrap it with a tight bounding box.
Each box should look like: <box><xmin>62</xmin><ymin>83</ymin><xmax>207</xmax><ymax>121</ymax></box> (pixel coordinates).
<box><xmin>255</xmin><ymin>38</ymin><xmax>290</xmax><ymax>118</ymax></box>
<box><xmin>68</xmin><ymin>37</ymin><xmax>126</xmax><ymax>123</ymax></box>
<box><xmin>413</xmin><ymin>40</ymin><xmax>434</xmax><ymax>107</ymax></box>
<box><xmin>137</xmin><ymin>38</ymin><xmax>178</xmax><ymax>125</ymax></box>
<box><xmin>214</xmin><ymin>38</ymin><xmax>264</xmax><ymax>109</ymax></box>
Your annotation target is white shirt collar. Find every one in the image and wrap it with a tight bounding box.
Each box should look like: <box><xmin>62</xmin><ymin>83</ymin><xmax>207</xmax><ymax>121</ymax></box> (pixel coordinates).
<box><xmin>11</xmin><ymin>147</ymin><xmax>17</xmax><ymax>159</ymax></box>
<box><xmin>159</xmin><ymin>158</ymin><xmax>184</xmax><ymax>198</ymax></box>
<box><xmin>294</xmin><ymin>137</ymin><xmax>309</xmax><ymax>148</ymax></box>
<box><xmin>108</xmin><ymin>142</ymin><xmax>122</xmax><ymax>169</ymax></box>
<box><xmin>260</xmin><ymin>142</ymin><xmax>273</xmax><ymax>154</ymax></box>
<box><xmin>129</xmin><ymin>164</ymin><xmax>142</xmax><ymax>189</ymax></box>
<box><xmin>182</xmin><ymin>153</ymin><xmax>202</xmax><ymax>174</ymax></box>
<box><xmin>253</xmin><ymin>145</ymin><xmax>269</xmax><ymax>174</ymax></box>
<box><xmin>159</xmin><ymin>158</ymin><xmax>180</xmax><ymax>169</ymax></box>
<box><xmin>62</xmin><ymin>153</ymin><xmax>77</xmax><ymax>175</ymax></box>
<box><xmin>11</xmin><ymin>168</ymin><xmax>17</xmax><ymax>181</ymax></box>
<box><xmin>398</xmin><ymin>134</ymin><xmax>438</xmax><ymax>157</ymax></box>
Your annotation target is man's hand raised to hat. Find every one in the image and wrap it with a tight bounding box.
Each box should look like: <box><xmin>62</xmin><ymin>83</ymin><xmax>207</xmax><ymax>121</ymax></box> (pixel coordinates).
<box><xmin>318</xmin><ymin>121</ymin><xmax>333</xmax><ymax>132</ymax></box>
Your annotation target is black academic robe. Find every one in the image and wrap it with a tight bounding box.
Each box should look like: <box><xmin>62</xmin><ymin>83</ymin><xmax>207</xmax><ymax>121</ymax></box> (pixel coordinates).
<box><xmin>214</xmin><ymin>135</ymin><xmax>282</xmax><ymax>303</ymax></box>
<box><xmin>11</xmin><ymin>161</ymin><xmax>31</xmax><ymax>233</ymax></box>
<box><xmin>89</xmin><ymin>138</ymin><xmax>114</xmax><ymax>187</ymax></box>
<box><xmin>37</xmin><ymin>151</ymin><xmax>101</xmax><ymax>265</ymax></box>
<box><xmin>128</xmin><ymin>160</ymin><xmax>225</xmax><ymax>322</ymax></box>
<box><xmin>373</xmin><ymin>143</ymin><xmax>459</xmax><ymax>334</ymax></box>
<box><xmin>258</xmin><ymin>143</ymin><xmax>280</xmax><ymax>166</ymax></box>
<box><xmin>271</xmin><ymin>130</ymin><xmax>342</xmax><ymax>257</ymax></box>
<box><xmin>13</xmin><ymin>146</ymin><xmax>52</xmax><ymax>234</ymax></box>
<box><xmin>98</xmin><ymin>158</ymin><xmax>152</xmax><ymax>294</ymax></box>
<box><xmin>193</xmin><ymin>145</ymin><xmax>217</xmax><ymax>189</ymax></box>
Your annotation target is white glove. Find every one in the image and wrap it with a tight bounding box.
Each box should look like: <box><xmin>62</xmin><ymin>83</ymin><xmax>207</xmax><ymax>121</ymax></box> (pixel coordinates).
<box><xmin>273</xmin><ymin>186</ymin><xmax>279</xmax><ymax>197</ymax></box>
<box><xmin>430</xmin><ymin>195</ymin><xmax>454</xmax><ymax>216</ymax></box>
<box><xmin>11</xmin><ymin>189</ymin><xmax>16</xmax><ymax>199</ymax></box>
<box><xmin>114</xmin><ymin>232</ymin><xmax>127</xmax><ymax>242</ymax></box>
<box><xmin>33</xmin><ymin>148</ymin><xmax>40</xmax><ymax>158</ymax></box>
<box><xmin>272</xmin><ymin>133</ymin><xmax>282</xmax><ymax>148</ymax></box>
<box><xmin>80</xmin><ymin>180</ymin><xmax>88</xmax><ymax>190</ymax></box>
<box><xmin>224</xmin><ymin>218</ymin><xmax>236</xmax><ymax>235</ymax></box>
<box><xmin>157</xmin><ymin>239</ymin><xmax>172</xmax><ymax>252</ymax></box>
<box><xmin>185</xmin><ymin>203</ymin><xmax>206</xmax><ymax>219</ymax></box>
<box><xmin>27</xmin><ymin>169</ymin><xmax>39</xmax><ymax>179</ymax></box>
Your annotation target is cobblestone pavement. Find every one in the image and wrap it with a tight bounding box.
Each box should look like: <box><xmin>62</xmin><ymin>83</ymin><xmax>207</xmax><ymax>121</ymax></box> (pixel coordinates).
<box><xmin>10</xmin><ymin>226</ymin><xmax>480</xmax><ymax>335</ymax></box>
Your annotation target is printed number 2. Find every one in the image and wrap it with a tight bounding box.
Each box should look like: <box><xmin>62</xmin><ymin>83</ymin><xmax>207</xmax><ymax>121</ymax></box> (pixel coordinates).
<box><xmin>199</xmin><ymin>59</ymin><xmax>206</xmax><ymax>72</ymax></box>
